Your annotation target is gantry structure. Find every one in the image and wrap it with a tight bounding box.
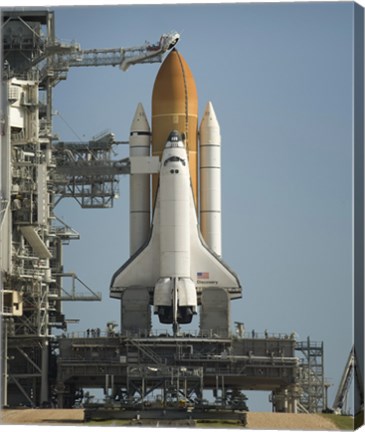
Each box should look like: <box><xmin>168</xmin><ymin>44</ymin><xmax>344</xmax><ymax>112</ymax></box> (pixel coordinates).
<box><xmin>0</xmin><ymin>9</ymin><xmax>175</xmax><ymax>407</ymax></box>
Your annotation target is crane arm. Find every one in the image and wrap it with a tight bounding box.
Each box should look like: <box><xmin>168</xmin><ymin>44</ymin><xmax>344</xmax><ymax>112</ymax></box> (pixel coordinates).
<box><xmin>66</xmin><ymin>32</ymin><xmax>179</xmax><ymax>71</ymax></box>
<box><xmin>44</xmin><ymin>32</ymin><xmax>179</xmax><ymax>73</ymax></box>
<box><xmin>38</xmin><ymin>32</ymin><xmax>179</xmax><ymax>85</ymax></box>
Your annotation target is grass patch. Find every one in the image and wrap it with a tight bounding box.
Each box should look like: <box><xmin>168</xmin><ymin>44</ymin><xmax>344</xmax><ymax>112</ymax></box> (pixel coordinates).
<box><xmin>321</xmin><ymin>414</ymin><xmax>354</xmax><ymax>430</ymax></box>
<box><xmin>355</xmin><ymin>410</ymin><xmax>364</xmax><ymax>430</ymax></box>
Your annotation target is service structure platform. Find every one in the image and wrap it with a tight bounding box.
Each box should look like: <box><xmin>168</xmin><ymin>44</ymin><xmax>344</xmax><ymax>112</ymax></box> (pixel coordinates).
<box><xmin>56</xmin><ymin>330</ymin><xmax>301</xmax><ymax>413</ymax></box>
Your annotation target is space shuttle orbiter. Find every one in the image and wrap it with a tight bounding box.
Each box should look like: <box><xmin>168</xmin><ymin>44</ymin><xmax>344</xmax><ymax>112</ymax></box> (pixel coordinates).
<box><xmin>110</xmin><ymin>49</ymin><xmax>242</xmax><ymax>335</ymax></box>
<box><xmin>111</xmin><ymin>130</ymin><xmax>241</xmax><ymax>334</ymax></box>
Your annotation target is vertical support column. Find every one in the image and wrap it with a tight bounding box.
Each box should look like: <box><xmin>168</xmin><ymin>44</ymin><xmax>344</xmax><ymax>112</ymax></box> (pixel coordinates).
<box><xmin>271</xmin><ymin>387</ymin><xmax>288</xmax><ymax>413</ymax></box>
<box><xmin>272</xmin><ymin>387</ymin><xmax>300</xmax><ymax>413</ymax></box>
<box><xmin>176</xmin><ymin>369</ymin><xmax>180</xmax><ymax>403</ymax></box>
<box><xmin>1</xmin><ymin>320</ymin><xmax>8</xmax><ymax>407</ymax></box>
<box><xmin>46</xmin><ymin>10</ymin><xmax>55</xmax><ymax>144</ymax></box>
<box><xmin>40</xmin><ymin>339</ymin><xmax>49</xmax><ymax>404</ymax></box>
<box><xmin>1</xmin><ymin>80</ymin><xmax>11</xmax><ymax>409</ymax></box>
<box><xmin>199</xmin><ymin>369</ymin><xmax>204</xmax><ymax>401</ymax></box>
<box><xmin>222</xmin><ymin>375</ymin><xmax>225</xmax><ymax>401</ymax></box>
<box><xmin>104</xmin><ymin>374</ymin><xmax>115</xmax><ymax>397</ymax></box>
<box><xmin>104</xmin><ymin>374</ymin><xmax>109</xmax><ymax>395</ymax></box>
<box><xmin>141</xmin><ymin>376</ymin><xmax>145</xmax><ymax>402</ymax></box>
<box><xmin>1</xmin><ymin>80</ymin><xmax>12</xmax><ymax>274</ymax></box>
<box><xmin>110</xmin><ymin>374</ymin><xmax>115</xmax><ymax>398</ymax></box>
<box><xmin>57</xmin><ymin>382</ymin><xmax>65</xmax><ymax>408</ymax></box>
<box><xmin>163</xmin><ymin>379</ymin><xmax>167</xmax><ymax>407</ymax></box>
<box><xmin>126</xmin><ymin>371</ymin><xmax>130</xmax><ymax>401</ymax></box>
<box><xmin>287</xmin><ymin>384</ymin><xmax>300</xmax><ymax>413</ymax></box>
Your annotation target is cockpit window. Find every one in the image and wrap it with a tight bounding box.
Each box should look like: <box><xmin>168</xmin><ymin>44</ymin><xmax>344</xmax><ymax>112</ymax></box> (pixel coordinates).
<box><xmin>164</xmin><ymin>156</ymin><xmax>186</xmax><ymax>166</ymax></box>
<box><xmin>165</xmin><ymin>131</ymin><xmax>185</xmax><ymax>148</ymax></box>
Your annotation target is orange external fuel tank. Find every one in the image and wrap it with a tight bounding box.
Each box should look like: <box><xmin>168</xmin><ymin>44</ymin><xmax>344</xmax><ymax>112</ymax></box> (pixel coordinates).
<box><xmin>151</xmin><ymin>49</ymin><xmax>198</xmax><ymax>210</ymax></box>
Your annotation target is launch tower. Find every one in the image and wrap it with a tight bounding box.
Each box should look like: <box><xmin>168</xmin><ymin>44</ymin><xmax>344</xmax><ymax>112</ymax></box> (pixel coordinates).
<box><xmin>0</xmin><ymin>9</ymin><xmax>178</xmax><ymax>407</ymax></box>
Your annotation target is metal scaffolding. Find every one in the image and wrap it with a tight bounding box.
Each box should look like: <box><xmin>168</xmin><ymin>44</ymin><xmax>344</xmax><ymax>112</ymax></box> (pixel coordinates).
<box><xmin>52</xmin><ymin>132</ymin><xmax>129</xmax><ymax>209</ymax></box>
<box><xmin>1</xmin><ymin>11</ymin><xmax>74</xmax><ymax>407</ymax></box>
<box><xmin>0</xmin><ymin>9</ymin><xmax>172</xmax><ymax>407</ymax></box>
<box><xmin>295</xmin><ymin>337</ymin><xmax>325</xmax><ymax>413</ymax></box>
<box><xmin>56</xmin><ymin>332</ymin><xmax>299</xmax><ymax>412</ymax></box>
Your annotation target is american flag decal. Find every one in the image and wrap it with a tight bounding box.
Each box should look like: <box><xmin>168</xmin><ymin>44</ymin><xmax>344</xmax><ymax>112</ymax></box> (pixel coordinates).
<box><xmin>197</xmin><ymin>272</ymin><xmax>209</xmax><ymax>279</ymax></box>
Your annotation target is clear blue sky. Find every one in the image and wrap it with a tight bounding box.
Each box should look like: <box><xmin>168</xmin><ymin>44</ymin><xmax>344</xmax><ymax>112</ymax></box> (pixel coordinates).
<box><xmin>51</xmin><ymin>2</ymin><xmax>354</xmax><ymax>411</ymax></box>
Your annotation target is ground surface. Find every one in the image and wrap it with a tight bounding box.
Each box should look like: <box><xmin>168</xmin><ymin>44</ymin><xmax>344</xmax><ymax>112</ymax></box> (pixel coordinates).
<box><xmin>0</xmin><ymin>408</ymin><xmax>84</xmax><ymax>425</ymax></box>
<box><xmin>0</xmin><ymin>409</ymin><xmax>355</xmax><ymax>429</ymax></box>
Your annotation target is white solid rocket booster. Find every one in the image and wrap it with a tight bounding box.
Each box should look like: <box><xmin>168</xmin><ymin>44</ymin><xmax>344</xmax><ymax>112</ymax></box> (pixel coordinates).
<box><xmin>129</xmin><ymin>103</ymin><xmax>151</xmax><ymax>255</ymax></box>
<box><xmin>199</xmin><ymin>101</ymin><xmax>222</xmax><ymax>257</ymax></box>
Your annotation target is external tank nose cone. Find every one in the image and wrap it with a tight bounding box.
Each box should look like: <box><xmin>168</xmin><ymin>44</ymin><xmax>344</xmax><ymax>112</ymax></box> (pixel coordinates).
<box><xmin>152</xmin><ymin>49</ymin><xmax>198</xmax><ymax>122</ymax></box>
<box><xmin>151</xmin><ymin>49</ymin><xmax>199</xmax><ymax>208</ymax></box>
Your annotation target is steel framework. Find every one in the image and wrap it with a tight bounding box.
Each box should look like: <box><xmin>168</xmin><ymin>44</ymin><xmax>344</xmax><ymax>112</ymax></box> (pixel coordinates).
<box><xmin>56</xmin><ymin>331</ymin><xmax>301</xmax><ymax>412</ymax></box>
<box><xmin>0</xmin><ymin>9</ymin><xmax>172</xmax><ymax>407</ymax></box>
<box><xmin>295</xmin><ymin>338</ymin><xmax>324</xmax><ymax>413</ymax></box>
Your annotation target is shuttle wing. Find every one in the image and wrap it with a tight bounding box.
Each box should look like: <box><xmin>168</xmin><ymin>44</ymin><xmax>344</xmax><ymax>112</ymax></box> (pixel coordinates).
<box><xmin>188</xmin><ymin>191</ymin><xmax>242</xmax><ymax>299</ymax></box>
<box><xmin>111</xmin><ymin>183</ymin><xmax>242</xmax><ymax>301</ymax></box>
<box><xmin>110</xmin><ymin>196</ymin><xmax>161</xmax><ymax>298</ymax></box>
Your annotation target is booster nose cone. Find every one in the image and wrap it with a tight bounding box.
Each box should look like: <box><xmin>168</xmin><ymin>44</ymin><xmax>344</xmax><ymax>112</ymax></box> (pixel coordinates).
<box><xmin>199</xmin><ymin>101</ymin><xmax>220</xmax><ymax>144</ymax></box>
<box><xmin>130</xmin><ymin>102</ymin><xmax>150</xmax><ymax>135</ymax></box>
<box><xmin>152</xmin><ymin>49</ymin><xmax>198</xmax><ymax>209</ymax></box>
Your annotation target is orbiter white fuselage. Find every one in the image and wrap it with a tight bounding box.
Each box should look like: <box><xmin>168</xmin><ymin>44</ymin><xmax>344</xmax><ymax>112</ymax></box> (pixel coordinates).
<box><xmin>111</xmin><ymin>131</ymin><xmax>241</xmax><ymax>333</ymax></box>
